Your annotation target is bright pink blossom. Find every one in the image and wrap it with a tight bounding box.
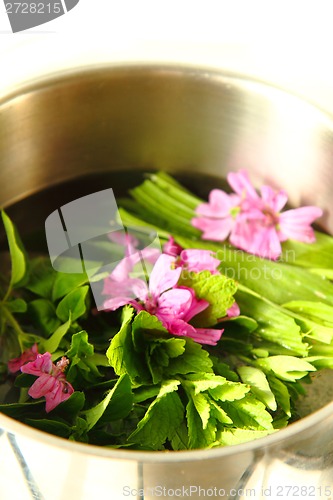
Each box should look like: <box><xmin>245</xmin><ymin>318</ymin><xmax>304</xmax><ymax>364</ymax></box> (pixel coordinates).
<box><xmin>192</xmin><ymin>170</ymin><xmax>323</xmax><ymax>260</ymax></box>
<box><xmin>21</xmin><ymin>353</ymin><xmax>74</xmax><ymax>413</ymax></box>
<box><xmin>8</xmin><ymin>343</ymin><xmax>39</xmax><ymax>373</ymax></box>
<box><xmin>163</xmin><ymin>237</ymin><xmax>220</xmax><ymax>274</ymax></box>
<box><xmin>192</xmin><ymin>189</ymin><xmax>241</xmax><ymax>241</ymax></box>
<box><xmin>103</xmin><ymin>253</ymin><xmax>224</xmax><ymax>345</ymax></box>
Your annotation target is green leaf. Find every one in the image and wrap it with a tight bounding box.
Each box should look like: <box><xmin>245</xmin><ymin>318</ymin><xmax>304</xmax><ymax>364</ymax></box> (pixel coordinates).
<box><xmin>56</xmin><ymin>286</ymin><xmax>89</xmax><ymax>322</ymax></box>
<box><xmin>183</xmin><ymin>372</ymin><xmax>249</xmax><ymax>403</ymax></box>
<box><xmin>6</xmin><ymin>298</ymin><xmax>27</xmax><ymax>313</ymax></box>
<box><xmin>219</xmin><ymin>250</ymin><xmax>333</xmax><ymax>307</ymax></box>
<box><xmin>1</xmin><ymin>210</ymin><xmax>28</xmax><ymax>290</ymax></box>
<box><xmin>267</xmin><ymin>375</ymin><xmax>291</xmax><ymax>416</ymax></box>
<box><xmin>236</xmin><ymin>290</ymin><xmax>308</xmax><ymax>356</ymax></box>
<box><xmin>52</xmin><ymin>272</ymin><xmax>89</xmax><ymax>301</ymax></box>
<box><xmin>25</xmin><ymin>257</ymin><xmax>57</xmax><ymax>299</ymax></box>
<box><xmin>41</xmin><ymin>316</ymin><xmax>71</xmax><ymax>353</ymax></box>
<box><xmin>83</xmin><ymin>374</ymin><xmax>133</xmax><ymax>431</ymax></box>
<box><xmin>221</xmin><ymin>395</ymin><xmax>273</xmax><ymax>430</ymax></box>
<box><xmin>238</xmin><ymin>366</ymin><xmax>277</xmax><ymax>411</ymax></box>
<box><xmin>178</xmin><ymin>271</ymin><xmax>237</xmax><ymax>326</ymax></box>
<box><xmin>131</xmin><ymin>310</ymin><xmax>168</xmax><ymax>350</ymax></box>
<box><xmin>255</xmin><ymin>355</ymin><xmax>316</xmax><ymax>382</ymax></box>
<box><xmin>25</xmin><ymin>419</ymin><xmax>72</xmax><ymax>438</ymax></box>
<box><xmin>129</xmin><ymin>380</ymin><xmax>184</xmax><ymax>450</ymax></box>
<box><xmin>28</xmin><ymin>299</ymin><xmax>61</xmax><ymax>336</ymax></box>
<box><xmin>166</xmin><ymin>337</ymin><xmax>213</xmax><ymax>376</ymax></box>
<box><xmin>107</xmin><ymin>306</ymin><xmax>144</xmax><ymax>383</ymax></box>
<box><xmin>66</xmin><ymin>330</ymin><xmax>94</xmax><ymax>360</ymax></box>
<box><xmin>281</xmin><ymin>231</ymin><xmax>333</xmax><ymax>272</ymax></box>
<box><xmin>51</xmin><ymin>392</ymin><xmax>85</xmax><ymax>422</ymax></box>
<box><xmin>216</xmin><ymin>428</ymin><xmax>275</xmax><ymax>446</ymax></box>
<box><xmin>186</xmin><ymin>399</ymin><xmax>217</xmax><ymax>449</ymax></box>
<box><xmin>283</xmin><ymin>301</ymin><xmax>333</xmax><ymax>327</ymax></box>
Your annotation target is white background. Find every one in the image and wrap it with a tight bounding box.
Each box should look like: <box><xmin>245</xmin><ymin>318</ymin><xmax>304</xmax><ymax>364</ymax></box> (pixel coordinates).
<box><xmin>1</xmin><ymin>0</ymin><xmax>333</xmax><ymax>113</ymax></box>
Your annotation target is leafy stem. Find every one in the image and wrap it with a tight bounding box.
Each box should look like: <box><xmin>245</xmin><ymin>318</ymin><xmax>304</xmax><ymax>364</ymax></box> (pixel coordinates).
<box><xmin>0</xmin><ymin>302</ymin><xmax>25</xmax><ymax>351</ymax></box>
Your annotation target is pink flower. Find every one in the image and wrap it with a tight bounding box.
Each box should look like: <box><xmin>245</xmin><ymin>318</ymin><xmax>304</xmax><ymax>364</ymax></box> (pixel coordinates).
<box><xmin>21</xmin><ymin>353</ymin><xmax>74</xmax><ymax>413</ymax></box>
<box><xmin>192</xmin><ymin>170</ymin><xmax>323</xmax><ymax>260</ymax></box>
<box><xmin>163</xmin><ymin>237</ymin><xmax>220</xmax><ymax>274</ymax></box>
<box><xmin>192</xmin><ymin>189</ymin><xmax>241</xmax><ymax>241</ymax></box>
<box><xmin>8</xmin><ymin>344</ymin><xmax>39</xmax><ymax>373</ymax></box>
<box><xmin>103</xmin><ymin>254</ymin><xmax>224</xmax><ymax>345</ymax></box>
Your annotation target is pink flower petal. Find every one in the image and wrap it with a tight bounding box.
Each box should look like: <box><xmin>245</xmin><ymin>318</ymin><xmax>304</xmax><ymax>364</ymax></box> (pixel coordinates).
<box><xmin>165</xmin><ymin>318</ymin><xmax>198</xmax><ymax>338</ymax></box>
<box><xmin>157</xmin><ymin>288</ymin><xmax>194</xmax><ymax>319</ymax></box>
<box><xmin>8</xmin><ymin>344</ymin><xmax>39</xmax><ymax>373</ymax></box>
<box><xmin>226</xmin><ymin>302</ymin><xmax>241</xmax><ymax>317</ymax></box>
<box><xmin>103</xmin><ymin>296</ymin><xmax>143</xmax><ymax>312</ymax></box>
<box><xmin>260</xmin><ymin>185</ymin><xmax>288</xmax><ymax>212</ymax></box>
<box><xmin>163</xmin><ymin>237</ymin><xmax>183</xmax><ymax>257</ymax></box>
<box><xmin>179</xmin><ymin>249</ymin><xmax>220</xmax><ymax>274</ymax></box>
<box><xmin>28</xmin><ymin>373</ymin><xmax>57</xmax><ymax>398</ymax></box>
<box><xmin>21</xmin><ymin>353</ymin><xmax>53</xmax><ymax>377</ymax></box>
<box><xmin>196</xmin><ymin>190</ymin><xmax>240</xmax><ymax>218</ymax></box>
<box><xmin>148</xmin><ymin>254</ymin><xmax>181</xmax><ymax>297</ymax></box>
<box><xmin>44</xmin><ymin>379</ymin><xmax>74</xmax><ymax>413</ymax></box>
<box><xmin>177</xmin><ymin>287</ymin><xmax>209</xmax><ymax>321</ymax></box>
<box><xmin>192</xmin><ymin>216</ymin><xmax>234</xmax><ymax>241</ymax></box>
<box><xmin>189</xmin><ymin>327</ymin><xmax>224</xmax><ymax>346</ymax></box>
<box><xmin>227</xmin><ymin>170</ymin><xmax>260</xmax><ymax>203</ymax></box>
<box><xmin>279</xmin><ymin>206</ymin><xmax>323</xmax><ymax>243</ymax></box>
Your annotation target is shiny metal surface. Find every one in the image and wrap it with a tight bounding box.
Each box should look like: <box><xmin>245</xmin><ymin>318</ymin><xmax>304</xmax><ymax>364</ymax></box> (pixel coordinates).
<box><xmin>1</xmin><ymin>65</ymin><xmax>333</xmax><ymax>499</ymax></box>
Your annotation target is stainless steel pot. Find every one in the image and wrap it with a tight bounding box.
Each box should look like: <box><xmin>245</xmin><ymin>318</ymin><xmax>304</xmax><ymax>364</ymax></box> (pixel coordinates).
<box><xmin>1</xmin><ymin>65</ymin><xmax>333</xmax><ymax>500</ymax></box>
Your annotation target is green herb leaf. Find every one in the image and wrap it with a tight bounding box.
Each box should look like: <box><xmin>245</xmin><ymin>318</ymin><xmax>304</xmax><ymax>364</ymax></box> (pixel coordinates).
<box><xmin>221</xmin><ymin>396</ymin><xmax>273</xmax><ymax>430</ymax></box>
<box><xmin>178</xmin><ymin>271</ymin><xmax>238</xmax><ymax>326</ymax></box>
<box><xmin>186</xmin><ymin>398</ymin><xmax>217</xmax><ymax>449</ymax></box>
<box><xmin>28</xmin><ymin>299</ymin><xmax>61</xmax><ymax>336</ymax></box>
<box><xmin>6</xmin><ymin>298</ymin><xmax>27</xmax><ymax>313</ymax></box>
<box><xmin>25</xmin><ymin>257</ymin><xmax>57</xmax><ymax>299</ymax></box>
<box><xmin>236</xmin><ymin>290</ymin><xmax>308</xmax><ymax>357</ymax></box>
<box><xmin>52</xmin><ymin>272</ymin><xmax>89</xmax><ymax>301</ymax></box>
<box><xmin>107</xmin><ymin>306</ymin><xmax>144</xmax><ymax>383</ymax></box>
<box><xmin>216</xmin><ymin>428</ymin><xmax>275</xmax><ymax>446</ymax></box>
<box><xmin>83</xmin><ymin>374</ymin><xmax>132</xmax><ymax>431</ymax></box>
<box><xmin>56</xmin><ymin>286</ymin><xmax>89</xmax><ymax>322</ymax></box>
<box><xmin>238</xmin><ymin>366</ymin><xmax>277</xmax><ymax>411</ymax></box>
<box><xmin>129</xmin><ymin>380</ymin><xmax>184</xmax><ymax>450</ymax></box>
<box><xmin>1</xmin><ymin>210</ymin><xmax>28</xmax><ymax>291</ymax></box>
<box><xmin>255</xmin><ymin>355</ymin><xmax>316</xmax><ymax>382</ymax></box>
<box><xmin>41</xmin><ymin>316</ymin><xmax>71</xmax><ymax>353</ymax></box>
<box><xmin>25</xmin><ymin>419</ymin><xmax>72</xmax><ymax>438</ymax></box>
<box><xmin>267</xmin><ymin>375</ymin><xmax>291</xmax><ymax>416</ymax></box>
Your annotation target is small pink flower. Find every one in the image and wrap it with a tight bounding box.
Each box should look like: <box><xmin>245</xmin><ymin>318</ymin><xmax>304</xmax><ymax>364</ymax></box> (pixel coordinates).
<box><xmin>21</xmin><ymin>353</ymin><xmax>74</xmax><ymax>413</ymax></box>
<box><xmin>192</xmin><ymin>170</ymin><xmax>323</xmax><ymax>260</ymax></box>
<box><xmin>163</xmin><ymin>237</ymin><xmax>220</xmax><ymax>275</ymax></box>
<box><xmin>103</xmin><ymin>254</ymin><xmax>224</xmax><ymax>345</ymax></box>
<box><xmin>192</xmin><ymin>189</ymin><xmax>241</xmax><ymax>241</ymax></box>
<box><xmin>8</xmin><ymin>344</ymin><xmax>39</xmax><ymax>373</ymax></box>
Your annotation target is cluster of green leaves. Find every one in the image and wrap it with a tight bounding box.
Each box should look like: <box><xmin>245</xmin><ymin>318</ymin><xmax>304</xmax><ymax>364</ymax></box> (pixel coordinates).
<box><xmin>0</xmin><ymin>210</ymin><xmax>124</xmax><ymax>442</ymax></box>
<box><xmin>118</xmin><ymin>172</ymin><xmax>333</xmax><ymax>435</ymax></box>
<box><xmin>106</xmin><ymin>307</ymin><xmax>275</xmax><ymax>449</ymax></box>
